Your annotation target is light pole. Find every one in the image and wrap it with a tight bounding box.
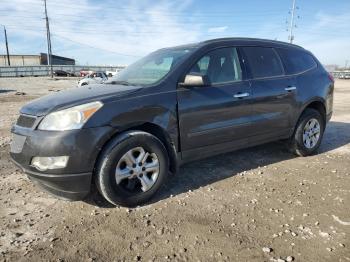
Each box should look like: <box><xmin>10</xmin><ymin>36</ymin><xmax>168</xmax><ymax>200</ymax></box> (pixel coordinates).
<box><xmin>43</xmin><ymin>0</ymin><xmax>53</xmax><ymax>77</ymax></box>
<box><xmin>1</xmin><ymin>24</ymin><xmax>10</xmax><ymax>66</ymax></box>
<box><xmin>288</xmin><ymin>0</ymin><xmax>296</xmax><ymax>43</ymax></box>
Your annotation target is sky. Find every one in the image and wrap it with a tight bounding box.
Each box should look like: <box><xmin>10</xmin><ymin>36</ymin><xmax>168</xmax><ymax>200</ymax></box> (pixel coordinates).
<box><xmin>0</xmin><ymin>0</ymin><xmax>349</xmax><ymax>66</ymax></box>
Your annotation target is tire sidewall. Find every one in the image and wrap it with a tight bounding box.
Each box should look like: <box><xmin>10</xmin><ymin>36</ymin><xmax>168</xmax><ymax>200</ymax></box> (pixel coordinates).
<box><xmin>294</xmin><ymin>109</ymin><xmax>325</xmax><ymax>156</ymax></box>
<box><xmin>96</xmin><ymin>131</ymin><xmax>169</xmax><ymax>207</ymax></box>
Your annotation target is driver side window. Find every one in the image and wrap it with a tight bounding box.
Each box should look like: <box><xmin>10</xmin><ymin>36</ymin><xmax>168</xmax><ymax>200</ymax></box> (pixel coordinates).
<box><xmin>189</xmin><ymin>47</ymin><xmax>242</xmax><ymax>84</ymax></box>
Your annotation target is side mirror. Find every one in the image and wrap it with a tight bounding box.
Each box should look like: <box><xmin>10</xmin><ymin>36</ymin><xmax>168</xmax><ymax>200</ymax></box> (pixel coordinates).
<box><xmin>180</xmin><ymin>73</ymin><xmax>209</xmax><ymax>87</ymax></box>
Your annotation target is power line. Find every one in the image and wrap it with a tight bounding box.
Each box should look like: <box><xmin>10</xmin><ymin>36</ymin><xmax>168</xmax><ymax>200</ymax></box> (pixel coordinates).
<box><xmin>0</xmin><ymin>16</ymin><xmax>290</xmax><ymax>33</ymax></box>
<box><xmin>0</xmin><ymin>11</ymin><xmax>288</xmax><ymax>22</ymax></box>
<box><xmin>0</xmin><ymin>19</ymin><xmax>286</xmax><ymax>30</ymax></box>
<box><xmin>0</xmin><ymin>2</ymin><xmax>289</xmax><ymax>16</ymax></box>
<box><xmin>2</xmin><ymin>23</ymin><xmax>349</xmax><ymax>38</ymax></box>
<box><xmin>51</xmin><ymin>34</ymin><xmax>141</xmax><ymax>57</ymax></box>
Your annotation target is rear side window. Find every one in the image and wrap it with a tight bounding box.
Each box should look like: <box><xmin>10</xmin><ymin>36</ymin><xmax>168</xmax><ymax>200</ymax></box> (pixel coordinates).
<box><xmin>277</xmin><ymin>48</ymin><xmax>317</xmax><ymax>74</ymax></box>
<box><xmin>242</xmin><ymin>47</ymin><xmax>284</xmax><ymax>78</ymax></box>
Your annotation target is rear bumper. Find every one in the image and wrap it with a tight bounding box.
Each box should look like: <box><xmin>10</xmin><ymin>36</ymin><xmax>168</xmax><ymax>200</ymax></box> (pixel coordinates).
<box><xmin>11</xmin><ymin>158</ymin><xmax>92</xmax><ymax>200</ymax></box>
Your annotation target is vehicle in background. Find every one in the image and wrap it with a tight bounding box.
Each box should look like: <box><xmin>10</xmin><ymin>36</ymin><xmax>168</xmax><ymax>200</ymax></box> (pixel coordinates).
<box><xmin>77</xmin><ymin>71</ymin><xmax>108</xmax><ymax>86</ymax></box>
<box><xmin>332</xmin><ymin>70</ymin><xmax>350</xmax><ymax>79</ymax></box>
<box><xmin>106</xmin><ymin>68</ymin><xmax>123</xmax><ymax>77</ymax></box>
<box><xmin>53</xmin><ymin>70</ymin><xmax>75</xmax><ymax>77</ymax></box>
<box><xmin>80</xmin><ymin>69</ymin><xmax>94</xmax><ymax>77</ymax></box>
<box><xmin>10</xmin><ymin>38</ymin><xmax>334</xmax><ymax>207</ymax></box>
<box><xmin>339</xmin><ymin>74</ymin><xmax>350</xmax><ymax>79</ymax></box>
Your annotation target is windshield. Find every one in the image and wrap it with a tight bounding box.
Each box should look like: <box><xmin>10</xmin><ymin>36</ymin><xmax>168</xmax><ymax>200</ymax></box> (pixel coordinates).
<box><xmin>106</xmin><ymin>47</ymin><xmax>193</xmax><ymax>86</ymax></box>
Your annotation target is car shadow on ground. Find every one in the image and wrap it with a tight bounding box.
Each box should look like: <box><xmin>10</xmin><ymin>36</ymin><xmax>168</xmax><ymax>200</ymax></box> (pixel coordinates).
<box><xmin>85</xmin><ymin>121</ymin><xmax>350</xmax><ymax>208</ymax></box>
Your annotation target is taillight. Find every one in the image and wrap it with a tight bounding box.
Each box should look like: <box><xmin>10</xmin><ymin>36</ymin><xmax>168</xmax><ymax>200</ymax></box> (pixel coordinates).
<box><xmin>328</xmin><ymin>72</ymin><xmax>334</xmax><ymax>83</ymax></box>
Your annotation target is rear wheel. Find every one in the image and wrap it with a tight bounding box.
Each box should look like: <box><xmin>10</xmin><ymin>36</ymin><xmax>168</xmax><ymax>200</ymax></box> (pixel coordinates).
<box><xmin>289</xmin><ymin>108</ymin><xmax>325</xmax><ymax>156</ymax></box>
<box><xmin>95</xmin><ymin>131</ymin><xmax>169</xmax><ymax>207</ymax></box>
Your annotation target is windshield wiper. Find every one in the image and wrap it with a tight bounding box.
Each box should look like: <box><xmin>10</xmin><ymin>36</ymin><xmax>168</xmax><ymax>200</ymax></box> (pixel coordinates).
<box><xmin>106</xmin><ymin>80</ymin><xmax>133</xmax><ymax>86</ymax></box>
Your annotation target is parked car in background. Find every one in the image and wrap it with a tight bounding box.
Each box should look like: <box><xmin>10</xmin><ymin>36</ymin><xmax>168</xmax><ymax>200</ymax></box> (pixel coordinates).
<box><xmin>334</xmin><ymin>70</ymin><xmax>350</xmax><ymax>79</ymax></box>
<box><xmin>80</xmin><ymin>69</ymin><xmax>94</xmax><ymax>77</ymax></box>
<box><xmin>78</xmin><ymin>72</ymin><xmax>108</xmax><ymax>86</ymax></box>
<box><xmin>339</xmin><ymin>74</ymin><xmax>350</xmax><ymax>79</ymax></box>
<box><xmin>10</xmin><ymin>38</ymin><xmax>334</xmax><ymax>207</ymax></box>
<box><xmin>106</xmin><ymin>68</ymin><xmax>123</xmax><ymax>77</ymax></box>
<box><xmin>53</xmin><ymin>70</ymin><xmax>75</xmax><ymax>77</ymax></box>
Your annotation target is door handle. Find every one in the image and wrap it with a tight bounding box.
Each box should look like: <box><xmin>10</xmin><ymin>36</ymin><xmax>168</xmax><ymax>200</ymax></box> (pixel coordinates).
<box><xmin>234</xmin><ymin>92</ymin><xmax>250</xmax><ymax>98</ymax></box>
<box><xmin>285</xmin><ymin>86</ymin><xmax>297</xmax><ymax>91</ymax></box>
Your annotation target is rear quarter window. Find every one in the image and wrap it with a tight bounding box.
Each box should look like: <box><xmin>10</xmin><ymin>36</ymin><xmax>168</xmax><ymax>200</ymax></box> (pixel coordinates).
<box><xmin>277</xmin><ymin>48</ymin><xmax>317</xmax><ymax>75</ymax></box>
<box><xmin>241</xmin><ymin>47</ymin><xmax>284</xmax><ymax>79</ymax></box>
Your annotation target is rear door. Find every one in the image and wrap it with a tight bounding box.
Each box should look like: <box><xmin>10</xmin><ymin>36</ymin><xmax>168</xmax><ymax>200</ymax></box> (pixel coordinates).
<box><xmin>241</xmin><ymin>46</ymin><xmax>297</xmax><ymax>140</ymax></box>
<box><xmin>177</xmin><ymin>47</ymin><xmax>253</xmax><ymax>151</ymax></box>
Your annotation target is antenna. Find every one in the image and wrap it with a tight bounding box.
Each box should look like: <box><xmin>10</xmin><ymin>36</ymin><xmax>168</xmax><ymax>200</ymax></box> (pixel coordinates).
<box><xmin>44</xmin><ymin>0</ymin><xmax>53</xmax><ymax>77</ymax></box>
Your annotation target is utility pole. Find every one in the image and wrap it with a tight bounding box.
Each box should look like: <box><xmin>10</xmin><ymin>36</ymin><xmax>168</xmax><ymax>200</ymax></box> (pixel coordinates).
<box><xmin>345</xmin><ymin>60</ymin><xmax>349</xmax><ymax>69</ymax></box>
<box><xmin>288</xmin><ymin>0</ymin><xmax>296</xmax><ymax>44</ymax></box>
<box><xmin>3</xmin><ymin>25</ymin><xmax>10</xmax><ymax>66</ymax></box>
<box><xmin>44</xmin><ymin>0</ymin><xmax>53</xmax><ymax>77</ymax></box>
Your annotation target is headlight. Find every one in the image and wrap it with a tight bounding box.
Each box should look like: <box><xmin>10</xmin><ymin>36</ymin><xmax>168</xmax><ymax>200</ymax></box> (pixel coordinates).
<box><xmin>38</xmin><ymin>101</ymin><xmax>103</xmax><ymax>131</ymax></box>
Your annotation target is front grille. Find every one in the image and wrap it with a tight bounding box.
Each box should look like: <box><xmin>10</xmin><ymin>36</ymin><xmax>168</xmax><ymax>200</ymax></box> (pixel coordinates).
<box><xmin>16</xmin><ymin>114</ymin><xmax>37</xmax><ymax>128</ymax></box>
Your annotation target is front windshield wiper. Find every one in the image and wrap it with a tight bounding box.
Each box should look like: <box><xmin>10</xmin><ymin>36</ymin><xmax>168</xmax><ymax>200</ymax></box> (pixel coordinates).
<box><xmin>105</xmin><ymin>80</ymin><xmax>134</xmax><ymax>86</ymax></box>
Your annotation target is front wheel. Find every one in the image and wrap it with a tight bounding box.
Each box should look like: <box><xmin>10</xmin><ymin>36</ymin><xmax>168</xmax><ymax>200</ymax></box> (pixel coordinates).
<box><xmin>289</xmin><ymin>108</ymin><xmax>325</xmax><ymax>156</ymax></box>
<box><xmin>95</xmin><ymin>131</ymin><xmax>169</xmax><ymax>207</ymax></box>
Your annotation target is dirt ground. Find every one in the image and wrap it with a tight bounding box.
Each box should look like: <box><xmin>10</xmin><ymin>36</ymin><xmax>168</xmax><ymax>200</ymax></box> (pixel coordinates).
<box><xmin>0</xmin><ymin>77</ymin><xmax>349</xmax><ymax>262</ymax></box>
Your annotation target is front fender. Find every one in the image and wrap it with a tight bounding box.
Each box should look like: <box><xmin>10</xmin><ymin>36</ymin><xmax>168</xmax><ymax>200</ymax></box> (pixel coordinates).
<box><xmin>86</xmin><ymin>91</ymin><xmax>179</xmax><ymax>149</ymax></box>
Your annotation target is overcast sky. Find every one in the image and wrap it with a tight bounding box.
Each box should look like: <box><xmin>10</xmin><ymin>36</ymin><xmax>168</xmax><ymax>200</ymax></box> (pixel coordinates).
<box><xmin>0</xmin><ymin>0</ymin><xmax>349</xmax><ymax>66</ymax></box>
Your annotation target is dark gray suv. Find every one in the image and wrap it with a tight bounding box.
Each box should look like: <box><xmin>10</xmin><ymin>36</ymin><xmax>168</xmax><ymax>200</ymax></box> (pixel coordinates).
<box><xmin>10</xmin><ymin>38</ymin><xmax>334</xmax><ymax>206</ymax></box>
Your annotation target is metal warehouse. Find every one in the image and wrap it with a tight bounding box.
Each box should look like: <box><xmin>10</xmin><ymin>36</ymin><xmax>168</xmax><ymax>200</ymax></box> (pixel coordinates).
<box><xmin>0</xmin><ymin>53</ymin><xmax>75</xmax><ymax>66</ymax></box>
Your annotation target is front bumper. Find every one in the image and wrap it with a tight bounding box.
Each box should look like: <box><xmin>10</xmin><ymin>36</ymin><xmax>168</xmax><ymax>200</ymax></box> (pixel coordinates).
<box><xmin>10</xmin><ymin>124</ymin><xmax>114</xmax><ymax>200</ymax></box>
<box><xmin>12</xmin><ymin>159</ymin><xmax>92</xmax><ymax>200</ymax></box>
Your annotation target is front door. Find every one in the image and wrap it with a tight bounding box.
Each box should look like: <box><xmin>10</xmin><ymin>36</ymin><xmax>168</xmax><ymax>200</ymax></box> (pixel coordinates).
<box><xmin>177</xmin><ymin>47</ymin><xmax>253</xmax><ymax>152</ymax></box>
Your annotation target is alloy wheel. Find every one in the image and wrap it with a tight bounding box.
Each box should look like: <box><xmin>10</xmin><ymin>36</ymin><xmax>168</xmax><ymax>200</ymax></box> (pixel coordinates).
<box><xmin>302</xmin><ymin>118</ymin><xmax>321</xmax><ymax>149</ymax></box>
<box><xmin>115</xmin><ymin>147</ymin><xmax>160</xmax><ymax>192</ymax></box>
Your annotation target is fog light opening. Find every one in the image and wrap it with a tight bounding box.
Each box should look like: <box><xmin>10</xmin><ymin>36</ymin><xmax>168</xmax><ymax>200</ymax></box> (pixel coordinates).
<box><xmin>31</xmin><ymin>156</ymin><xmax>69</xmax><ymax>171</ymax></box>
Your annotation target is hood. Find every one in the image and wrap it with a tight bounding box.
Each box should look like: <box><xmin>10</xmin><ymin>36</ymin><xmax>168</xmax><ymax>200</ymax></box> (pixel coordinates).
<box><xmin>21</xmin><ymin>84</ymin><xmax>142</xmax><ymax>116</ymax></box>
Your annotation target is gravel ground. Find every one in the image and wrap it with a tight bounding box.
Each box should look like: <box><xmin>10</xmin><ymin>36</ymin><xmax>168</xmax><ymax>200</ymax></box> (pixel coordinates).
<box><xmin>0</xmin><ymin>77</ymin><xmax>349</xmax><ymax>262</ymax></box>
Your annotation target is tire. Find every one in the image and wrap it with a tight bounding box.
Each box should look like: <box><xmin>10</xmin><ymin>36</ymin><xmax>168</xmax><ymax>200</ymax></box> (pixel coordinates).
<box><xmin>289</xmin><ymin>108</ymin><xmax>325</xmax><ymax>156</ymax></box>
<box><xmin>95</xmin><ymin>131</ymin><xmax>169</xmax><ymax>207</ymax></box>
